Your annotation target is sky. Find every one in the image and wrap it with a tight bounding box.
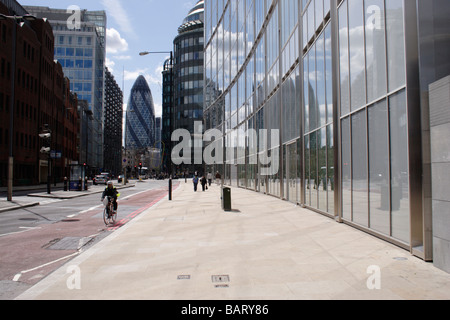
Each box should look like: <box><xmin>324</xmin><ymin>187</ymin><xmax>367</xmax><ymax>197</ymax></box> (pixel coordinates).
<box><xmin>22</xmin><ymin>0</ymin><xmax>200</xmax><ymax>118</ymax></box>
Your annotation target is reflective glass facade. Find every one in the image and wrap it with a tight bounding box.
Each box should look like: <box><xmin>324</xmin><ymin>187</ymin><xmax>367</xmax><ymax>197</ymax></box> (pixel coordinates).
<box><xmin>204</xmin><ymin>0</ymin><xmax>450</xmax><ymax>261</ymax></box>
<box><xmin>125</xmin><ymin>76</ymin><xmax>156</xmax><ymax>150</ymax></box>
<box><xmin>172</xmin><ymin>0</ymin><xmax>205</xmax><ymax>174</ymax></box>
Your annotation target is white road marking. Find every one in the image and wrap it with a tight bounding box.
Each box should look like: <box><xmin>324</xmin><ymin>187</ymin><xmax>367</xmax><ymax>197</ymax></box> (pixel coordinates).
<box><xmin>13</xmin><ymin>250</ymin><xmax>82</xmax><ymax>282</ymax></box>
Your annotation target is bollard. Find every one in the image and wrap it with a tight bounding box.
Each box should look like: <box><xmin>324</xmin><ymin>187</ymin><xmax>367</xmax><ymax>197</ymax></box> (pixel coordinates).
<box><xmin>222</xmin><ymin>187</ymin><xmax>231</xmax><ymax>211</ymax></box>
<box><xmin>169</xmin><ymin>177</ymin><xmax>172</xmax><ymax>201</ymax></box>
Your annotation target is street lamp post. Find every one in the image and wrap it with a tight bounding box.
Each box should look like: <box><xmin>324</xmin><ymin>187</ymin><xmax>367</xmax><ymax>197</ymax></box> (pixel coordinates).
<box><xmin>39</xmin><ymin>124</ymin><xmax>52</xmax><ymax>194</ymax></box>
<box><xmin>139</xmin><ymin>50</ymin><xmax>174</xmax><ymax>200</ymax></box>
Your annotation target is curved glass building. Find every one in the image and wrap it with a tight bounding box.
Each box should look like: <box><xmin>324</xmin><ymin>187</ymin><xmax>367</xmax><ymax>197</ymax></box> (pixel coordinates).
<box><xmin>171</xmin><ymin>0</ymin><xmax>205</xmax><ymax>174</ymax></box>
<box><xmin>204</xmin><ymin>0</ymin><xmax>450</xmax><ymax>269</ymax></box>
<box><xmin>125</xmin><ymin>75</ymin><xmax>156</xmax><ymax>150</ymax></box>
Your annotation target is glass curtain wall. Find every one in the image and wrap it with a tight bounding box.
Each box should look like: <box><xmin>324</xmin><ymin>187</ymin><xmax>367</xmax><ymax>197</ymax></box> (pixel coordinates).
<box><xmin>302</xmin><ymin>0</ymin><xmax>334</xmax><ymax>215</ymax></box>
<box><xmin>204</xmin><ymin>0</ymin><xmax>414</xmax><ymax>249</ymax></box>
<box><xmin>337</xmin><ymin>0</ymin><xmax>410</xmax><ymax>245</ymax></box>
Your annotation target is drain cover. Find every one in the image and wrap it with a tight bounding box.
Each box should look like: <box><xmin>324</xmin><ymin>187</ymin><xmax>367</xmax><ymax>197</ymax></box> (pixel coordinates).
<box><xmin>393</xmin><ymin>257</ymin><xmax>408</xmax><ymax>261</ymax></box>
<box><xmin>212</xmin><ymin>275</ymin><xmax>230</xmax><ymax>283</ymax></box>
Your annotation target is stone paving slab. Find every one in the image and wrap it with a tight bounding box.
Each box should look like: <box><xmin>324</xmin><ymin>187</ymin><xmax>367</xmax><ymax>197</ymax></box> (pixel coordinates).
<box><xmin>15</xmin><ymin>182</ymin><xmax>450</xmax><ymax>300</ymax></box>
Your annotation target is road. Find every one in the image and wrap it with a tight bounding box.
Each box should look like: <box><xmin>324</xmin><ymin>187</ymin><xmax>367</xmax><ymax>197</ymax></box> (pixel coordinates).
<box><xmin>0</xmin><ymin>179</ymin><xmax>177</xmax><ymax>300</ymax></box>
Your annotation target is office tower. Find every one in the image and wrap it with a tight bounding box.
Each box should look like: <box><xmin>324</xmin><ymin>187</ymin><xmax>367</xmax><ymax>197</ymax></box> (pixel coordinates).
<box><xmin>171</xmin><ymin>0</ymin><xmax>205</xmax><ymax>175</ymax></box>
<box><xmin>204</xmin><ymin>0</ymin><xmax>450</xmax><ymax>271</ymax></box>
<box><xmin>125</xmin><ymin>75</ymin><xmax>156</xmax><ymax>150</ymax></box>
<box><xmin>104</xmin><ymin>67</ymin><xmax>123</xmax><ymax>176</ymax></box>
<box><xmin>25</xmin><ymin>5</ymin><xmax>106</xmax><ymax>172</ymax></box>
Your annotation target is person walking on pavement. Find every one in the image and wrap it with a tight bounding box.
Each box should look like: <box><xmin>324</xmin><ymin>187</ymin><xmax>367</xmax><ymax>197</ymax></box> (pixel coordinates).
<box><xmin>201</xmin><ymin>175</ymin><xmax>208</xmax><ymax>191</ymax></box>
<box><xmin>193</xmin><ymin>174</ymin><xmax>199</xmax><ymax>192</ymax></box>
<box><xmin>207</xmin><ymin>172</ymin><xmax>213</xmax><ymax>186</ymax></box>
<box><xmin>215</xmin><ymin>171</ymin><xmax>221</xmax><ymax>185</ymax></box>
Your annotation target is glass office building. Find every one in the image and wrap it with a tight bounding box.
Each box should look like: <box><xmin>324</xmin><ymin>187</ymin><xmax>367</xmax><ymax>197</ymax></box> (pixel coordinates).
<box><xmin>172</xmin><ymin>0</ymin><xmax>205</xmax><ymax>175</ymax></box>
<box><xmin>25</xmin><ymin>6</ymin><xmax>107</xmax><ymax>171</ymax></box>
<box><xmin>204</xmin><ymin>0</ymin><xmax>450</xmax><ymax>262</ymax></box>
<box><xmin>125</xmin><ymin>75</ymin><xmax>156</xmax><ymax>150</ymax></box>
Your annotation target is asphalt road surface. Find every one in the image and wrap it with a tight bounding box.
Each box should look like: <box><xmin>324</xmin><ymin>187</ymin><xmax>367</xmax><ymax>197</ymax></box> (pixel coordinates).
<box><xmin>0</xmin><ymin>179</ymin><xmax>176</xmax><ymax>300</ymax></box>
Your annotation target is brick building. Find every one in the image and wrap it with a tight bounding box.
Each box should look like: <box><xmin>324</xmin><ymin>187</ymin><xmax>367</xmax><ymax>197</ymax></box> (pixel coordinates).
<box><xmin>0</xmin><ymin>1</ymin><xmax>78</xmax><ymax>187</ymax></box>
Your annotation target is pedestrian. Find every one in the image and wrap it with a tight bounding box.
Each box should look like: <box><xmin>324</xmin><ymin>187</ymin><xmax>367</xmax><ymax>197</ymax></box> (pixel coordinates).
<box><xmin>207</xmin><ymin>172</ymin><xmax>212</xmax><ymax>186</ymax></box>
<box><xmin>193</xmin><ymin>174</ymin><xmax>199</xmax><ymax>192</ymax></box>
<box><xmin>201</xmin><ymin>175</ymin><xmax>208</xmax><ymax>191</ymax></box>
<box><xmin>215</xmin><ymin>171</ymin><xmax>221</xmax><ymax>185</ymax></box>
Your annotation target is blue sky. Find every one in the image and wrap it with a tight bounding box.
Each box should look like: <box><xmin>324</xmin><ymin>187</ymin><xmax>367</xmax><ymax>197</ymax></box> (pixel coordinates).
<box><xmin>22</xmin><ymin>0</ymin><xmax>199</xmax><ymax>117</ymax></box>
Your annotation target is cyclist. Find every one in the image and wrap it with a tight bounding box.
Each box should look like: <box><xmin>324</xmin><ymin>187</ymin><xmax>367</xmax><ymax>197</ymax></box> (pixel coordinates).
<box><xmin>101</xmin><ymin>181</ymin><xmax>119</xmax><ymax>214</ymax></box>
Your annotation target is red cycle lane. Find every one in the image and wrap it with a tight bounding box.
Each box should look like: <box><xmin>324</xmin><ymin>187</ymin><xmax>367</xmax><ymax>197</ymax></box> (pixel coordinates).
<box><xmin>0</xmin><ymin>183</ymin><xmax>178</xmax><ymax>294</ymax></box>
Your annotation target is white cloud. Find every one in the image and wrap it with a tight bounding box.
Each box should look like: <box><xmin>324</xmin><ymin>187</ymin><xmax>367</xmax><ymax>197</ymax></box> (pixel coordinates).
<box><xmin>124</xmin><ymin>68</ymin><xmax>149</xmax><ymax>81</ymax></box>
<box><xmin>113</xmin><ymin>55</ymin><xmax>132</xmax><ymax>60</ymax></box>
<box><xmin>101</xmin><ymin>0</ymin><xmax>134</xmax><ymax>36</ymax></box>
<box><xmin>105</xmin><ymin>57</ymin><xmax>116</xmax><ymax>73</ymax></box>
<box><xmin>106</xmin><ymin>28</ymin><xmax>129</xmax><ymax>54</ymax></box>
<box><xmin>154</xmin><ymin>102</ymin><xmax>162</xmax><ymax>118</ymax></box>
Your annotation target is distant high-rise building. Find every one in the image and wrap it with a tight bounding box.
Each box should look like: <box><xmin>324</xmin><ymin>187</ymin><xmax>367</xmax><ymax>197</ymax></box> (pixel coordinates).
<box><xmin>25</xmin><ymin>5</ymin><xmax>107</xmax><ymax>172</ymax></box>
<box><xmin>125</xmin><ymin>75</ymin><xmax>156</xmax><ymax>150</ymax></box>
<box><xmin>169</xmin><ymin>0</ymin><xmax>204</xmax><ymax>175</ymax></box>
<box><xmin>104</xmin><ymin>67</ymin><xmax>123</xmax><ymax>176</ymax></box>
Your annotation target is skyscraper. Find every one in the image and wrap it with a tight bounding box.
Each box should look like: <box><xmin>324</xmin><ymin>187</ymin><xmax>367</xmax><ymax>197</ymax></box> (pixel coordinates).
<box><xmin>125</xmin><ymin>75</ymin><xmax>156</xmax><ymax>150</ymax></box>
<box><xmin>25</xmin><ymin>6</ymin><xmax>106</xmax><ymax>172</ymax></box>
<box><xmin>104</xmin><ymin>67</ymin><xmax>123</xmax><ymax>176</ymax></box>
<box><xmin>171</xmin><ymin>0</ymin><xmax>204</xmax><ymax>175</ymax></box>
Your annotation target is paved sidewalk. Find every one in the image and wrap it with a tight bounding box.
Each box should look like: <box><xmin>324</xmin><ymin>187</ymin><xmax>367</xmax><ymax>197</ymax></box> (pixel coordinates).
<box><xmin>0</xmin><ymin>183</ymin><xmax>136</xmax><ymax>213</ymax></box>
<box><xmin>16</xmin><ymin>182</ymin><xmax>450</xmax><ymax>300</ymax></box>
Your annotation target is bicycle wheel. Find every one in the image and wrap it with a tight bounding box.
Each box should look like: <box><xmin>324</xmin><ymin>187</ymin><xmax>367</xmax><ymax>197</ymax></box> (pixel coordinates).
<box><xmin>103</xmin><ymin>207</ymin><xmax>110</xmax><ymax>225</ymax></box>
<box><xmin>110</xmin><ymin>209</ymin><xmax>117</xmax><ymax>225</ymax></box>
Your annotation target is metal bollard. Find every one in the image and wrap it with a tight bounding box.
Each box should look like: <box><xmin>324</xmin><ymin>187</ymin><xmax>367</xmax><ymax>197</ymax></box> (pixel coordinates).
<box><xmin>169</xmin><ymin>177</ymin><xmax>172</xmax><ymax>201</ymax></box>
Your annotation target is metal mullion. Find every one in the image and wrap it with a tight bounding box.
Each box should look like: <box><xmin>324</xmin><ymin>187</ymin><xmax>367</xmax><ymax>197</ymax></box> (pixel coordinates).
<box><xmin>382</xmin><ymin>0</ymin><xmax>394</xmax><ymax>238</ymax></box>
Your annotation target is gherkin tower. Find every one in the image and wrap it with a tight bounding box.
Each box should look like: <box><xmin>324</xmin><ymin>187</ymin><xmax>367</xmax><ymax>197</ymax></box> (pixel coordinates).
<box><xmin>125</xmin><ymin>76</ymin><xmax>156</xmax><ymax>149</ymax></box>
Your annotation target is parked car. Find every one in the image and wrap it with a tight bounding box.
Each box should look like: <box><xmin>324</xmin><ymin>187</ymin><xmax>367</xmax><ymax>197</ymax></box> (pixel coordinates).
<box><xmin>93</xmin><ymin>175</ymin><xmax>108</xmax><ymax>185</ymax></box>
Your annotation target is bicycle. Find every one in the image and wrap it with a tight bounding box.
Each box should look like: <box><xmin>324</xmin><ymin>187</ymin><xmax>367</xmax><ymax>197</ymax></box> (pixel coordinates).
<box><xmin>103</xmin><ymin>196</ymin><xmax>117</xmax><ymax>226</ymax></box>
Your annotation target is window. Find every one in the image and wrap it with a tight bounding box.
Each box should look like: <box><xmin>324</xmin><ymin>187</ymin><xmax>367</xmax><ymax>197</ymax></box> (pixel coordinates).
<box><xmin>66</xmin><ymin>48</ymin><xmax>74</xmax><ymax>56</ymax></box>
<box><xmin>84</xmin><ymin>60</ymin><xmax>93</xmax><ymax>68</ymax></box>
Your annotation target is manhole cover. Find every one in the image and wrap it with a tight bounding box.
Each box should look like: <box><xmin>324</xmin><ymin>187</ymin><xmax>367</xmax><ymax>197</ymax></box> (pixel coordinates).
<box><xmin>393</xmin><ymin>257</ymin><xmax>408</xmax><ymax>261</ymax></box>
<box><xmin>212</xmin><ymin>275</ymin><xmax>230</xmax><ymax>283</ymax></box>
